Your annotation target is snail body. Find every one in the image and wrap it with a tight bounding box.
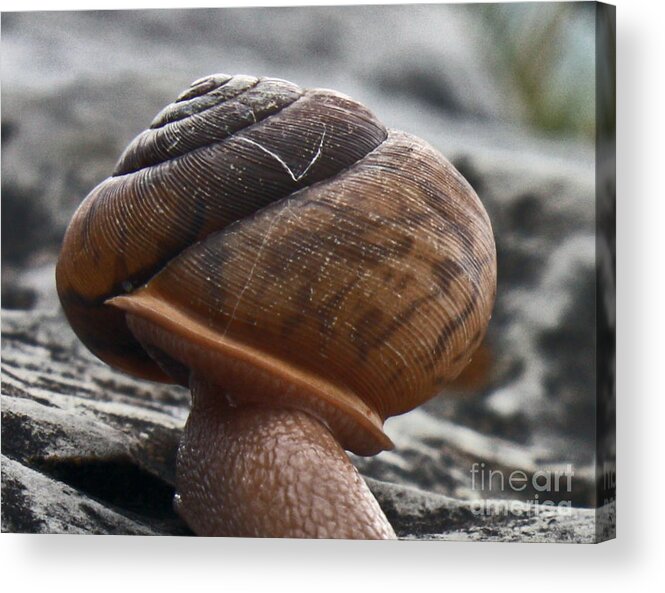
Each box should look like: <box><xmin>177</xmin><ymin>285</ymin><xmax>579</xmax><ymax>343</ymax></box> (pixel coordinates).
<box><xmin>56</xmin><ymin>74</ymin><xmax>497</xmax><ymax>538</ymax></box>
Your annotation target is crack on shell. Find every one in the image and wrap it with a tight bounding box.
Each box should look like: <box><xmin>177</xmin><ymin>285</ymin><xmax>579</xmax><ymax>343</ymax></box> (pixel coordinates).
<box><xmin>236</xmin><ymin>125</ymin><xmax>326</xmax><ymax>183</ymax></box>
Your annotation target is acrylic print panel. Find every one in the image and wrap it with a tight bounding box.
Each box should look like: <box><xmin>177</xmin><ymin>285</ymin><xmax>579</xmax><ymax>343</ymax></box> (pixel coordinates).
<box><xmin>1</xmin><ymin>2</ymin><xmax>615</xmax><ymax>541</ymax></box>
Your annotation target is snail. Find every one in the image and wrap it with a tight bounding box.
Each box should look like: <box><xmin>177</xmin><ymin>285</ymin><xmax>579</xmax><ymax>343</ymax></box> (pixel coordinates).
<box><xmin>56</xmin><ymin>74</ymin><xmax>497</xmax><ymax>539</ymax></box>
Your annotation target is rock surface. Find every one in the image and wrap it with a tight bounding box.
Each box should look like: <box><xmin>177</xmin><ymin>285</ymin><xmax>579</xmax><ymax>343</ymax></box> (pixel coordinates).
<box><xmin>1</xmin><ymin>6</ymin><xmax>612</xmax><ymax>541</ymax></box>
<box><xmin>1</xmin><ymin>310</ymin><xmax>605</xmax><ymax>541</ymax></box>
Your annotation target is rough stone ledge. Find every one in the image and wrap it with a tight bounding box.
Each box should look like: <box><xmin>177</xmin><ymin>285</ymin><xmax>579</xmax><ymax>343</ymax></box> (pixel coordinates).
<box><xmin>2</xmin><ymin>309</ymin><xmax>601</xmax><ymax>541</ymax></box>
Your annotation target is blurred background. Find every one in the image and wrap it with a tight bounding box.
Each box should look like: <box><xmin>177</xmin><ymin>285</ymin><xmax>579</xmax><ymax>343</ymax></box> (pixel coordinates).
<box><xmin>1</xmin><ymin>3</ymin><xmax>614</xmax><ymax>529</ymax></box>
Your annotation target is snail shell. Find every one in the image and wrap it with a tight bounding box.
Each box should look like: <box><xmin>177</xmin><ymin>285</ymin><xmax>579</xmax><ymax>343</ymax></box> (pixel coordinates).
<box><xmin>56</xmin><ymin>74</ymin><xmax>496</xmax><ymax>455</ymax></box>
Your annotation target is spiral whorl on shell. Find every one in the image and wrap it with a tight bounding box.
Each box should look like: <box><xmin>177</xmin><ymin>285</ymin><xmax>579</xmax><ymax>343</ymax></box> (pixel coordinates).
<box><xmin>56</xmin><ymin>74</ymin><xmax>496</xmax><ymax>456</ymax></box>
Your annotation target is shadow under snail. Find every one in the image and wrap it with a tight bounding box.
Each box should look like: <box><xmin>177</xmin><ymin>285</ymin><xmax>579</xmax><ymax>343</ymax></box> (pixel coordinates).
<box><xmin>56</xmin><ymin>74</ymin><xmax>497</xmax><ymax>539</ymax></box>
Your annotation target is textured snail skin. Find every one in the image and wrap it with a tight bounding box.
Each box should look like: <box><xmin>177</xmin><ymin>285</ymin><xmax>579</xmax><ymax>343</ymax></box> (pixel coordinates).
<box><xmin>56</xmin><ymin>74</ymin><xmax>497</xmax><ymax>539</ymax></box>
<box><xmin>175</xmin><ymin>380</ymin><xmax>395</xmax><ymax>538</ymax></box>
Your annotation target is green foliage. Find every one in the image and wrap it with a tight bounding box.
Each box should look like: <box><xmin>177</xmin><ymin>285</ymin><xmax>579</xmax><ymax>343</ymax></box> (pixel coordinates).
<box><xmin>476</xmin><ymin>3</ymin><xmax>598</xmax><ymax>140</ymax></box>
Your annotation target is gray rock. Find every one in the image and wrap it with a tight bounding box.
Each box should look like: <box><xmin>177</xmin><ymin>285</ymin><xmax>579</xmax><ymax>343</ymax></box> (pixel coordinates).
<box><xmin>2</xmin><ymin>310</ymin><xmax>600</xmax><ymax>541</ymax></box>
<box><xmin>1</xmin><ymin>456</ymin><xmax>164</xmax><ymax>535</ymax></box>
<box><xmin>368</xmin><ymin>479</ymin><xmax>603</xmax><ymax>543</ymax></box>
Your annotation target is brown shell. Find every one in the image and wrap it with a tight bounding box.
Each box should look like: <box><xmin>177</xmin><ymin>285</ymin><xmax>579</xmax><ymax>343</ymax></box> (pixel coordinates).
<box><xmin>56</xmin><ymin>74</ymin><xmax>497</xmax><ymax>455</ymax></box>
